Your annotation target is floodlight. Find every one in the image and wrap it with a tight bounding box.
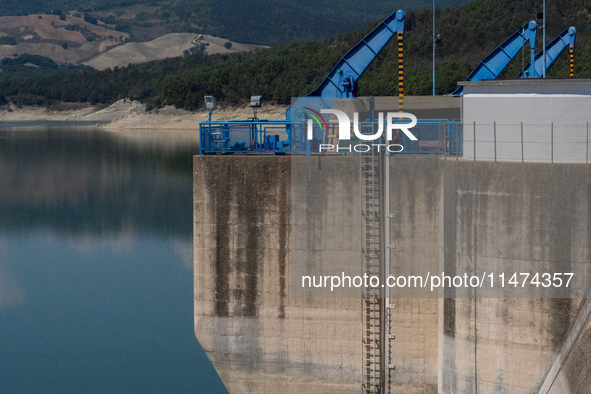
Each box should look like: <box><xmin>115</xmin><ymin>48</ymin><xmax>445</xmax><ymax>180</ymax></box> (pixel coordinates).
<box><xmin>204</xmin><ymin>96</ymin><xmax>217</xmax><ymax>110</ymax></box>
<box><xmin>250</xmin><ymin>95</ymin><xmax>263</xmax><ymax>107</ymax></box>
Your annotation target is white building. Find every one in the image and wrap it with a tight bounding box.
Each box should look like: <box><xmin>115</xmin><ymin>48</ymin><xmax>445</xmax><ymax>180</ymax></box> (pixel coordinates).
<box><xmin>460</xmin><ymin>79</ymin><xmax>591</xmax><ymax>163</ymax></box>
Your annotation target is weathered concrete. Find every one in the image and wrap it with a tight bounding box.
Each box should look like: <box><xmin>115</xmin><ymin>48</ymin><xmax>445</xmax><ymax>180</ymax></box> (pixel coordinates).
<box><xmin>544</xmin><ymin>319</ymin><xmax>591</xmax><ymax>394</ymax></box>
<box><xmin>442</xmin><ymin>161</ymin><xmax>591</xmax><ymax>298</ymax></box>
<box><xmin>539</xmin><ymin>298</ymin><xmax>591</xmax><ymax>394</ymax></box>
<box><xmin>376</xmin><ymin>96</ymin><xmax>461</xmax><ymax>120</ymax></box>
<box><xmin>440</xmin><ymin>160</ymin><xmax>589</xmax><ymax>393</ymax></box>
<box><xmin>195</xmin><ymin>155</ymin><xmax>591</xmax><ymax>393</ymax></box>
<box><xmin>387</xmin><ymin>157</ymin><xmax>443</xmax><ymax>393</ymax></box>
<box><xmin>290</xmin><ymin>155</ymin><xmax>362</xmax><ymax>299</ymax></box>
<box><xmin>194</xmin><ymin>156</ymin><xmax>442</xmax><ymax>393</ymax></box>
<box><xmin>194</xmin><ymin>157</ymin><xmax>362</xmax><ymax>394</ymax></box>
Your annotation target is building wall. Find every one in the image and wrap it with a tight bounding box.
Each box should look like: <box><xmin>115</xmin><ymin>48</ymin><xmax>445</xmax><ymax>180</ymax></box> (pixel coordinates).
<box><xmin>541</xmin><ymin>298</ymin><xmax>591</xmax><ymax>394</ymax></box>
<box><xmin>463</xmin><ymin>95</ymin><xmax>591</xmax><ymax>162</ymax></box>
<box><xmin>440</xmin><ymin>160</ymin><xmax>589</xmax><ymax>393</ymax></box>
<box><xmin>194</xmin><ymin>156</ymin><xmax>442</xmax><ymax>393</ymax></box>
<box><xmin>194</xmin><ymin>156</ymin><xmax>362</xmax><ymax>394</ymax></box>
<box><xmin>387</xmin><ymin>157</ymin><xmax>443</xmax><ymax>394</ymax></box>
<box><xmin>195</xmin><ymin>155</ymin><xmax>591</xmax><ymax>393</ymax></box>
<box><xmin>461</xmin><ymin>80</ymin><xmax>591</xmax><ymax>163</ymax></box>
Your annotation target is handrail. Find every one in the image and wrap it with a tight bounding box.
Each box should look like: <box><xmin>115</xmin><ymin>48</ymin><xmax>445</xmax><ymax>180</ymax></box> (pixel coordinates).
<box><xmin>199</xmin><ymin>119</ymin><xmax>463</xmax><ymax>156</ymax></box>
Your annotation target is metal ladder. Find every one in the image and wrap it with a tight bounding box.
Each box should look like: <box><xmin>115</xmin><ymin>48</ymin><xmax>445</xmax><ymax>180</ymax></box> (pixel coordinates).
<box><xmin>360</xmin><ymin>135</ymin><xmax>384</xmax><ymax>394</ymax></box>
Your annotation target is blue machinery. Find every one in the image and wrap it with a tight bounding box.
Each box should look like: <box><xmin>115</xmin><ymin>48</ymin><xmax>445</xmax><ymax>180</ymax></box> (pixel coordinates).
<box><xmin>201</xmin><ymin>9</ymin><xmax>419</xmax><ymax>156</ymax></box>
<box><xmin>451</xmin><ymin>21</ymin><xmax>538</xmax><ymax>96</ymax></box>
<box><xmin>199</xmin><ymin>117</ymin><xmax>462</xmax><ymax>156</ymax></box>
<box><xmin>199</xmin><ymin>10</ymin><xmax>577</xmax><ymax>155</ymax></box>
<box><xmin>199</xmin><ymin>10</ymin><xmax>448</xmax><ymax>156</ymax></box>
<box><xmin>286</xmin><ymin>10</ymin><xmax>407</xmax><ymax>121</ymax></box>
<box><xmin>452</xmin><ymin>23</ymin><xmax>577</xmax><ymax>95</ymax></box>
<box><xmin>517</xmin><ymin>27</ymin><xmax>576</xmax><ymax>79</ymax></box>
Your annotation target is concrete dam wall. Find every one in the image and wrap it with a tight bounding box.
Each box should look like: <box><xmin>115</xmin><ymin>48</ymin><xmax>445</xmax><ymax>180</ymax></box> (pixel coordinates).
<box><xmin>194</xmin><ymin>157</ymin><xmax>363</xmax><ymax>394</ymax></box>
<box><xmin>194</xmin><ymin>155</ymin><xmax>591</xmax><ymax>393</ymax></box>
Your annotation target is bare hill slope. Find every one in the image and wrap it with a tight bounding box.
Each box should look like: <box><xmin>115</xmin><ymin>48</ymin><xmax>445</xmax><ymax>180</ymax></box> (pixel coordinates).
<box><xmin>0</xmin><ymin>14</ymin><xmax>128</xmax><ymax>64</ymax></box>
<box><xmin>83</xmin><ymin>33</ymin><xmax>266</xmax><ymax>70</ymax></box>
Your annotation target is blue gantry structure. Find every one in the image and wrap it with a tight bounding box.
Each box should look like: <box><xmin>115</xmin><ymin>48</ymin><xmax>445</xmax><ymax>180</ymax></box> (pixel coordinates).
<box><xmin>285</xmin><ymin>10</ymin><xmax>407</xmax><ymax>122</ymax></box>
<box><xmin>517</xmin><ymin>27</ymin><xmax>576</xmax><ymax>79</ymax></box>
<box><xmin>201</xmin><ymin>10</ymin><xmax>425</xmax><ymax>156</ymax></box>
<box><xmin>451</xmin><ymin>21</ymin><xmax>538</xmax><ymax>96</ymax></box>
<box><xmin>199</xmin><ymin>10</ymin><xmax>576</xmax><ymax>156</ymax></box>
<box><xmin>452</xmin><ymin>23</ymin><xmax>577</xmax><ymax>95</ymax></box>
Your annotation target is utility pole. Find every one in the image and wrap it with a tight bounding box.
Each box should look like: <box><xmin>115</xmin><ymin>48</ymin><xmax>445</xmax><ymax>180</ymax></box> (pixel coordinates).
<box><xmin>543</xmin><ymin>0</ymin><xmax>546</xmax><ymax>78</ymax></box>
<box><xmin>433</xmin><ymin>0</ymin><xmax>436</xmax><ymax>95</ymax></box>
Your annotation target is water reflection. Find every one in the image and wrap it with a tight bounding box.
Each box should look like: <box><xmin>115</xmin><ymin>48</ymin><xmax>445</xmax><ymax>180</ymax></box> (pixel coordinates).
<box><xmin>0</xmin><ymin>127</ymin><xmax>195</xmax><ymax>236</ymax></box>
<box><xmin>0</xmin><ymin>265</ymin><xmax>25</xmax><ymax>308</ymax></box>
<box><xmin>0</xmin><ymin>126</ymin><xmax>227</xmax><ymax>394</ymax></box>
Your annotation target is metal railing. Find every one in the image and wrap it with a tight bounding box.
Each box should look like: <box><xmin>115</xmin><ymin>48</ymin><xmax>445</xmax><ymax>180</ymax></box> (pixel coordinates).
<box><xmin>465</xmin><ymin>122</ymin><xmax>591</xmax><ymax>164</ymax></box>
<box><xmin>199</xmin><ymin>119</ymin><xmax>464</xmax><ymax>156</ymax></box>
<box><xmin>199</xmin><ymin>120</ymin><xmax>291</xmax><ymax>155</ymax></box>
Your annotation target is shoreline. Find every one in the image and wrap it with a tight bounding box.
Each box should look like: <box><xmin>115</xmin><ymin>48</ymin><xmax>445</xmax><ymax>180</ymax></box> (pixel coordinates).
<box><xmin>0</xmin><ymin>100</ymin><xmax>289</xmax><ymax>131</ymax></box>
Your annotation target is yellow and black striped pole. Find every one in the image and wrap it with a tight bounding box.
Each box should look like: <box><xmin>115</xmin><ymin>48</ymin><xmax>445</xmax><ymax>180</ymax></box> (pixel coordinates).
<box><xmin>569</xmin><ymin>45</ymin><xmax>574</xmax><ymax>78</ymax></box>
<box><xmin>398</xmin><ymin>31</ymin><xmax>404</xmax><ymax>113</ymax></box>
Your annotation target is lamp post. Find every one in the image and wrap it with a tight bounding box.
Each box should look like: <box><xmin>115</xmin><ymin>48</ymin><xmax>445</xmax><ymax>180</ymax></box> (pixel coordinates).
<box><xmin>433</xmin><ymin>0</ymin><xmax>436</xmax><ymax>95</ymax></box>
<box><xmin>203</xmin><ymin>95</ymin><xmax>217</xmax><ymax>154</ymax></box>
<box><xmin>204</xmin><ymin>95</ymin><xmax>217</xmax><ymax>121</ymax></box>
<box><xmin>250</xmin><ymin>95</ymin><xmax>262</xmax><ymax>120</ymax></box>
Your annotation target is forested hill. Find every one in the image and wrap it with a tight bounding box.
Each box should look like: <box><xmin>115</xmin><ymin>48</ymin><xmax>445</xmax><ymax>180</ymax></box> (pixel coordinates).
<box><xmin>1</xmin><ymin>0</ymin><xmax>590</xmax><ymax>108</ymax></box>
<box><xmin>1</xmin><ymin>0</ymin><xmax>473</xmax><ymax>45</ymax></box>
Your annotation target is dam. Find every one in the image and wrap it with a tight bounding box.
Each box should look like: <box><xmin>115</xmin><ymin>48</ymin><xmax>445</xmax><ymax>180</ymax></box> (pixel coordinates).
<box><xmin>194</xmin><ymin>80</ymin><xmax>591</xmax><ymax>393</ymax></box>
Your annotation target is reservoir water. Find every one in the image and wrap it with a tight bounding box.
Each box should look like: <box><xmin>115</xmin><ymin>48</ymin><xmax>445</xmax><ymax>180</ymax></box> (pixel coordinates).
<box><xmin>0</xmin><ymin>125</ymin><xmax>227</xmax><ymax>393</ymax></box>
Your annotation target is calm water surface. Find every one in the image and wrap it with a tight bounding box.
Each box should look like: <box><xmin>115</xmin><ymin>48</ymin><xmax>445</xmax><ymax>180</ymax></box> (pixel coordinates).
<box><xmin>0</xmin><ymin>126</ymin><xmax>228</xmax><ymax>393</ymax></box>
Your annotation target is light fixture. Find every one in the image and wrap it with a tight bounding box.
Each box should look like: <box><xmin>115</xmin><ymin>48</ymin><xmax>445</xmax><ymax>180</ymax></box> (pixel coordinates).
<box><xmin>250</xmin><ymin>96</ymin><xmax>262</xmax><ymax>107</ymax></box>
<box><xmin>250</xmin><ymin>95</ymin><xmax>262</xmax><ymax>120</ymax></box>
<box><xmin>204</xmin><ymin>96</ymin><xmax>217</xmax><ymax>110</ymax></box>
<box><xmin>204</xmin><ymin>96</ymin><xmax>217</xmax><ymax>122</ymax></box>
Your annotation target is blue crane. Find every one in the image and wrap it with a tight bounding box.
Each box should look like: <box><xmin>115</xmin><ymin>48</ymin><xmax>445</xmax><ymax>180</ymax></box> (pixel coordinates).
<box><xmin>306</xmin><ymin>10</ymin><xmax>406</xmax><ymax>98</ymax></box>
<box><xmin>286</xmin><ymin>10</ymin><xmax>406</xmax><ymax>121</ymax></box>
<box><xmin>200</xmin><ymin>10</ymin><xmax>407</xmax><ymax>155</ymax></box>
<box><xmin>452</xmin><ymin>21</ymin><xmax>537</xmax><ymax>96</ymax></box>
<box><xmin>517</xmin><ymin>27</ymin><xmax>576</xmax><ymax>78</ymax></box>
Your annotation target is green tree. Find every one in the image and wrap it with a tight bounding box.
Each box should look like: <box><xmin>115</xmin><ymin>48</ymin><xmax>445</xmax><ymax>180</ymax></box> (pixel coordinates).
<box><xmin>0</xmin><ymin>36</ymin><xmax>17</xmax><ymax>45</ymax></box>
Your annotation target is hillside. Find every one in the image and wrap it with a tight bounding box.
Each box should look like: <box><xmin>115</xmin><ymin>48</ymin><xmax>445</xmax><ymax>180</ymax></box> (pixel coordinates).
<box><xmin>84</xmin><ymin>34</ymin><xmax>266</xmax><ymax>70</ymax></box>
<box><xmin>0</xmin><ymin>14</ymin><xmax>128</xmax><ymax>64</ymax></box>
<box><xmin>1</xmin><ymin>0</ymin><xmax>590</xmax><ymax>108</ymax></box>
<box><xmin>0</xmin><ymin>0</ymin><xmax>474</xmax><ymax>45</ymax></box>
<box><xmin>0</xmin><ymin>13</ymin><xmax>262</xmax><ymax>70</ymax></box>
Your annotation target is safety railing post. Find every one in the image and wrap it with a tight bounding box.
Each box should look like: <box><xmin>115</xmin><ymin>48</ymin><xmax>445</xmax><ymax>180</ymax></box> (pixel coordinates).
<box><xmin>442</xmin><ymin>121</ymin><xmax>446</xmax><ymax>158</ymax></box>
<box><xmin>520</xmin><ymin>122</ymin><xmax>524</xmax><ymax>164</ymax></box>
<box><xmin>199</xmin><ymin>124</ymin><xmax>203</xmax><ymax>155</ymax></box>
<box><xmin>455</xmin><ymin>121</ymin><xmax>459</xmax><ymax>160</ymax></box>
<box><xmin>493</xmin><ymin>122</ymin><xmax>497</xmax><ymax>163</ymax></box>
<box><xmin>586</xmin><ymin>122</ymin><xmax>589</xmax><ymax>167</ymax></box>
